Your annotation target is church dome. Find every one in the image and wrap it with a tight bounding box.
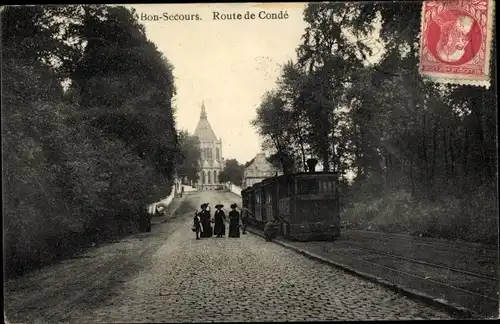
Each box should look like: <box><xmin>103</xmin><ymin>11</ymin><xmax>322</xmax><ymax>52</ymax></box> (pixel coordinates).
<box><xmin>193</xmin><ymin>101</ymin><xmax>218</xmax><ymax>141</ymax></box>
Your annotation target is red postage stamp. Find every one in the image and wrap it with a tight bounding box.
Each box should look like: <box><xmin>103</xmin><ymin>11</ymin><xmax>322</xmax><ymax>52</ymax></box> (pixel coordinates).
<box><xmin>419</xmin><ymin>0</ymin><xmax>495</xmax><ymax>88</ymax></box>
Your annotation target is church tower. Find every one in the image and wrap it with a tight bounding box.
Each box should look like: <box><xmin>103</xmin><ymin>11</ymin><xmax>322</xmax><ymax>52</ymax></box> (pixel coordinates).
<box><xmin>193</xmin><ymin>101</ymin><xmax>224</xmax><ymax>190</ymax></box>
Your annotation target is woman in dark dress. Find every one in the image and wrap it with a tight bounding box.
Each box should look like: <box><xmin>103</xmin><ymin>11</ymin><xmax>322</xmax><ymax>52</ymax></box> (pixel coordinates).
<box><xmin>228</xmin><ymin>203</ymin><xmax>241</xmax><ymax>238</ymax></box>
<box><xmin>213</xmin><ymin>204</ymin><xmax>226</xmax><ymax>238</ymax></box>
<box><xmin>199</xmin><ymin>203</ymin><xmax>213</xmax><ymax>238</ymax></box>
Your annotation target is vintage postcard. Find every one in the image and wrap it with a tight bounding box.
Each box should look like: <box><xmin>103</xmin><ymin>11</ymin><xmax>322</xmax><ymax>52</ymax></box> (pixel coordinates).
<box><xmin>2</xmin><ymin>2</ymin><xmax>498</xmax><ymax>323</ymax></box>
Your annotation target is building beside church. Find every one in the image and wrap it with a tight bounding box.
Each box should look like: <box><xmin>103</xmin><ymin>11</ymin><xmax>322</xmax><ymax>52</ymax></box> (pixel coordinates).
<box><xmin>242</xmin><ymin>153</ymin><xmax>281</xmax><ymax>189</ymax></box>
<box><xmin>193</xmin><ymin>101</ymin><xmax>224</xmax><ymax>191</ymax></box>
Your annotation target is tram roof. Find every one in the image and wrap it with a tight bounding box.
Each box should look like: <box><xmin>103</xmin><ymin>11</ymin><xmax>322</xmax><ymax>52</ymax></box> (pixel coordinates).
<box><xmin>251</xmin><ymin>182</ymin><xmax>263</xmax><ymax>189</ymax></box>
<box><xmin>248</xmin><ymin>172</ymin><xmax>339</xmax><ymax>188</ymax></box>
<box><xmin>241</xmin><ymin>186</ymin><xmax>253</xmax><ymax>192</ymax></box>
<box><xmin>270</xmin><ymin>171</ymin><xmax>339</xmax><ymax>180</ymax></box>
<box><xmin>289</xmin><ymin>172</ymin><xmax>339</xmax><ymax>178</ymax></box>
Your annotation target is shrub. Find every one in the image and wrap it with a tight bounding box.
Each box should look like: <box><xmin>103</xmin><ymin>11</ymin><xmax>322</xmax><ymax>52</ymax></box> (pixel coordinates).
<box><xmin>342</xmin><ymin>186</ymin><xmax>497</xmax><ymax>246</ymax></box>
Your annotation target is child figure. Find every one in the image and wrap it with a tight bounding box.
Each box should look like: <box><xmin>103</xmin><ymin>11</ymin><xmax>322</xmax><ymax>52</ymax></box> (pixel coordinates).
<box><xmin>193</xmin><ymin>212</ymin><xmax>202</xmax><ymax>240</ymax></box>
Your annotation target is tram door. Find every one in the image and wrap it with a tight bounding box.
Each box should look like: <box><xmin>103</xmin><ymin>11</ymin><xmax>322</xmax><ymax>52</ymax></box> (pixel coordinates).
<box><xmin>249</xmin><ymin>190</ymin><xmax>255</xmax><ymax>223</ymax></box>
<box><xmin>261</xmin><ymin>185</ymin><xmax>268</xmax><ymax>222</ymax></box>
<box><xmin>253</xmin><ymin>184</ymin><xmax>263</xmax><ymax>222</ymax></box>
<box><xmin>271</xmin><ymin>180</ymin><xmax>279</xmax><ymax>221</ymax></box>
<box><xmin>263</xmin><ymin>181</ymin><xmax>276</xmax><ymax>222</ymax></box>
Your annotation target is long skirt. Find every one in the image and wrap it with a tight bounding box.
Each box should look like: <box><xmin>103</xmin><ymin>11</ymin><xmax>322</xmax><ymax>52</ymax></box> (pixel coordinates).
<box><xmin>201</xmin><ymin>221</ymin><xmax>213</xmax><ymax>238</ymax></box>
<box><xmin>228</xmin><ymin>221</ymin><xmax>240</xmax><ymax>238</ymax></box>
<box><xmin>214</xmin><ymin>221</ymin><xmax>225</xmax><ymax>236</ymax></box>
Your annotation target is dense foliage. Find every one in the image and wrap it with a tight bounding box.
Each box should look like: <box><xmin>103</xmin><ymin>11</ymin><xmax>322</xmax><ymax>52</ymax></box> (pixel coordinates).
<box><xmin>252</xmin><ymin>2</ymin><xmax>497</xmax><ymax>244</ymax></box>
<box><xmin>218</xmin><ymin>159</ymin><xmax>245</xmax><ymax>187</ymax></box>
<box><xmin>2</xmin><ymin>5</ymin><xmax>180</xmax><ymax>277</ymax></box>
<box><xmin>177</xmin><ymin>131</ymin><xmax>202</xmax><ymax>183</ymax></box>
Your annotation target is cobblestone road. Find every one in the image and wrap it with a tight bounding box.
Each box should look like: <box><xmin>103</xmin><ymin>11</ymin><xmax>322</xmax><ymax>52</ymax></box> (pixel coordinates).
<box><xmin>5</xmin><ymin>191</ymin><xmax>451</xmax><ymax>323</ymax></box>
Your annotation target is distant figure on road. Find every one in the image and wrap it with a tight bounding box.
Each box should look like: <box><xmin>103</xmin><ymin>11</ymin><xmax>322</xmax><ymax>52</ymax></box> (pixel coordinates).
<box><xmin>193</xmin><ymin>212</ymin><xmax>202</xmax><ymax>240</ymax></box>
<box><xmin>180</xmin><ymin>186</ymin><xmax>184</xmax><ymax>197</ymax></box>
<box><xmin>199</xmin><ymin>203</ymin><xmax>213</xmax><ymax>238</ymax></box>
<box><xmin>228</xmin><ymin>203</ymin><xmax>241</xmax><ymax>238</ymax></box>
<box><xmin>213</xmin><ymin>204</ymin><xmax>226</xmax><ymax>238</ymax></box>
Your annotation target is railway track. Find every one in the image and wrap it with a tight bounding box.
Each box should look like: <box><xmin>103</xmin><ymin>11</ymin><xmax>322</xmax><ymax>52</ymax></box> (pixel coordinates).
<box><xmin>340</xmin><ymin>230</ymin><xmax>498</xmax><ymax>278</ymax></box>
<box><xmin>244</xmin><ymin>224</ymin><xmax>498</xmax><ymax>317</ymax></box>
<box><xmin>341</xmin><ymin>243</ymin><xmax>498</xmax><ymax>281</ymax></box>
<box><xmin>324</xmin><ymin>243</ymin><xmax>498</xmax><ymax>315</ymax></box>
<box><xmin>345</xmin><ymin>229</ymin><xmax>497</xmax><ymax>255</ymax></box>
<box><xmin>294</xmin><ymin>229</ymin><xmax>499</xmax><ymax>318</ymax></box>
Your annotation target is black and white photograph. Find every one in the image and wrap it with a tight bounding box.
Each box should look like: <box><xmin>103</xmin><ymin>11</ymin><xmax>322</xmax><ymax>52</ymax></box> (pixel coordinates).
<box><xmin>2</xmin><ymin>2</ymin><xmax>498</xmax><ymax>322</ymax></box>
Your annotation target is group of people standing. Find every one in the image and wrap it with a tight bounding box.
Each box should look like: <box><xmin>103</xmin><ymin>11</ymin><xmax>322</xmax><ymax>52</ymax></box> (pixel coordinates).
<box><xmin>192</xmin><ymin>203</ymin><xmax>246</xmax><ymax>240</ymax></box>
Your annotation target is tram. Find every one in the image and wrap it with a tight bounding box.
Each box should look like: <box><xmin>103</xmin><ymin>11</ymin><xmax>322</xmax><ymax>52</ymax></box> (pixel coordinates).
<box><xmin>241</xmin><ymin>165</ymin><xmax>341</xmax><ymax>241</ymax></box>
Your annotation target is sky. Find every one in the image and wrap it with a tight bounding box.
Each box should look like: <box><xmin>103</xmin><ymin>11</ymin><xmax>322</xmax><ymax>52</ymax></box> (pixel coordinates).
<box><xmin>127</xmin><ymin>3</ymin><xmax>309</xmax><ymax>164</ymax></box>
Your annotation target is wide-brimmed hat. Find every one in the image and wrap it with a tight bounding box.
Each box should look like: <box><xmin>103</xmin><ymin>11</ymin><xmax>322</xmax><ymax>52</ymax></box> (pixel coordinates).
<box><xmin>215</xmin><ymin>204</ymin><xmax>224</xmax><ymax>209</ymax></box>
<box><xmin>201</xmin><ymin>203</ymin><xmax>208</xmax><ymax>209</ymax></box>
<box><xmin>230</xmin><ymin>203</ymin><xmax>237</xmax><ymax>209</ymax></box>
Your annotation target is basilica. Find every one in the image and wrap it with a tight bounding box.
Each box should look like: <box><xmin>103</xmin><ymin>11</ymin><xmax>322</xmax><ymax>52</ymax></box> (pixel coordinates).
<box><xmin>193</xmin><ymin>101</ymin><xmax>224</xmax><ymax>190</ymax></box>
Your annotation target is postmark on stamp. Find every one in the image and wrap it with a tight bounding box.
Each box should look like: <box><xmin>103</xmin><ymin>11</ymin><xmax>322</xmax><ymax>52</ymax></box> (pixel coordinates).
<box><xmin>419</xmin><ymin>0</ymin><xmax>495</xmax><ymax>88</ymax></box>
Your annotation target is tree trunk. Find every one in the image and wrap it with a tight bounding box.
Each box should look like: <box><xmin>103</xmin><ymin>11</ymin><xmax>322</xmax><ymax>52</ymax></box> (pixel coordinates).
<box><xmin>409</xmin><ymin>160</ymin><xmax>415</xmax><ymax>196</ymax></box>
<box><xmin>443</xmin><ymin>128</ymin><xmax>449</xmax><ymax>178</ymax></box>
<box><xmin>331</xmin><ymin>141</ymin><xmax>336</xmax><ymax>174</ymax></box>
<box><xmin>384</xmin><ymin>152</ymin><xmax>390</xmax><ymax>185</ymax></box>
<box><xmin>359</xmin><ymin>125</ymin><xmax>367</xmax><ymax>177</ymax></box>
<box><xmin>461</xmin><ymin>128</ymin><xmax>469</xmax><ymax>198</ymax></box>
<box><xmin>430</xmin><ymin>118</ymin><xmax>438</xmax><ymax>199</ymax></box>
<box><xmin>299</xmin><ymin>138</ymin><xmax>307</xmax><ymax>172</ymax></box>
<box><xmin>463</xmin><ymin>130</ymin><xmax>468</xmax><ymax>177</ymax></box>
<box><xmin>356</xmin><ymin>128</ymin><xmax>363</xmax><ymax>178</ymax></box>
<box><xmin>421</xmin><ymin>114</ymin><xmax>429</xmax><ymax>192</ymax></box>
<box><xmin>448</xmin><ymin>127</ymin><xmax>456</xmax><ymax>177</ymax></box>
<box><xmin>473</xmin><ymin>94</ymin><xmax>492</xmax><ymax>179</ymax></box>
<box><xmin>271</xmin><ymin>135</ymin><xmax>286</xmax><ymax>174</ymax></box>
<box><xmin>322</xmin><ymin>153</ymin><xmax>330</xmax><ymax>172</ymax></box>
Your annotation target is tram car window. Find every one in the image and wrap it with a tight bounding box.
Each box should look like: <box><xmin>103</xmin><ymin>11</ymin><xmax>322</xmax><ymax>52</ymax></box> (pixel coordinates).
<box><xmin>296</xmin><ymin>177</ymin><xmax>318</xmax><ymax>195</ymax></box>
<box><xmin>318</xmin><ymin>179</ymin><xmax>335</xmax><ymax>194</ymax></box>
<box><xmin>278</xmin><ymin>180</ymin><xmax>288</xmax><ymax>199</ymax></box>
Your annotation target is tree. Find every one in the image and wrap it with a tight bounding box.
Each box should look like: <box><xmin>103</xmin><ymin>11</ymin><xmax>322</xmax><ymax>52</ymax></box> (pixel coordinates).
<box><xmin>276</xmin><ymin>61</ymin><xmax>312</xmax><ymax>172</ymax></box>
<box><xmin>218</xmin><ymin>159</ymin><xmax>245</xmax><ymax>186</ymax></box>
<box><xmin>176</xmin><ymin>131</ymin><xmax>201</xmax><ymax>182</ymax></box>
<box><xmin>251</xmin><ymin>2</ymin><xmax>497</xmax><ymax>244</ymax></box>
<box><xmin>2</xmin><ymin>5</ymin><xmax>181</xmax><ymax>277</ymax></box>
<box><xmin>63</xmin><ymin>6</ymin><xmax>179</xmax><ymax>178</ymax></box>
<box><xmin>251</xmin><ymin>91</ymin><xmax>298</xmax><ymax>174</ymax></box>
